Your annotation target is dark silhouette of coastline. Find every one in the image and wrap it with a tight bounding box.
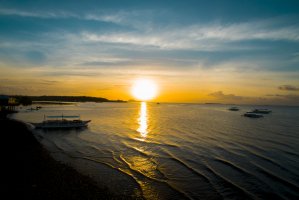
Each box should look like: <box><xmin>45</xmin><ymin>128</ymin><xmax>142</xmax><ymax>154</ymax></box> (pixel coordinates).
<box><xmin>29</xmin><ymin>96</ymin><xmax>110</xmax><ymax>102</ymax></box>
<box><xmin>1</xmin><ymin>116</ymin><xmax>140</xmax><ymax>200</ymax></box>
<box><xmin>13</xmin><ymin>95</ymin><xmax>126</xmax><ymax>103</ymax></box>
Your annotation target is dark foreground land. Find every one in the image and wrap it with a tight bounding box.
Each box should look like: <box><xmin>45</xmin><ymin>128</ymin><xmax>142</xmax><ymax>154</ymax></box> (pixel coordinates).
<box><xmin>1</xmin><ymin>116</ymin><xmax>136</xmax><ymax>200</ymax></box>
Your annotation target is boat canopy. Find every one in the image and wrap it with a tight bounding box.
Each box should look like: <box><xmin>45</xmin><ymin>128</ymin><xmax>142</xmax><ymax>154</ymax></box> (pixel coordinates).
<box><xmin>46</xmin><ymin>115</ymin><xmax>80</xmax><ymax>118</ymax></box>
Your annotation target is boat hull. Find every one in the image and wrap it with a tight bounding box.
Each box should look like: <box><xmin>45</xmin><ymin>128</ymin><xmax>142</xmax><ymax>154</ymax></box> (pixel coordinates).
<box><xmin>243</xmin><ymin>113</ymin><xmax>263</xmax><ymax>118</ymax></box>
<box><xmin>32</xmin><ymin>120</ymin><xmax>91</xmax><ymax>129</ymax></box>
<box><xmin>252</xmin><ymin>109</ymin><xmax>272</xmax><ymax>114</ymax></box>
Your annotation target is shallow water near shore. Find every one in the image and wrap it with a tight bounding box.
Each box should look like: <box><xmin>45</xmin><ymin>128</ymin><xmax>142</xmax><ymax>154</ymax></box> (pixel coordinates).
<box><xmin>12</xmin><ymin>102</ymin><xmax>299</xmax><ymax>199</ymax></box>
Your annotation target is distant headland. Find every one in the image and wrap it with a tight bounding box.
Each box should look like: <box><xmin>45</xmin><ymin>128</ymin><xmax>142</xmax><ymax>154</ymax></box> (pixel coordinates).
<box><xmin>1</xmin><ymin>95</ymin><xmax>126</xmax><ymax>106</ymax></box>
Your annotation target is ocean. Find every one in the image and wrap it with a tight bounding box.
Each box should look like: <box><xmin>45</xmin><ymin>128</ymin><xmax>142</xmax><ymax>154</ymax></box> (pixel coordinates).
<box><xmin>12</xmin><ymin>102</ymin><xmax>299</xmax><ymax>199</ymax></box>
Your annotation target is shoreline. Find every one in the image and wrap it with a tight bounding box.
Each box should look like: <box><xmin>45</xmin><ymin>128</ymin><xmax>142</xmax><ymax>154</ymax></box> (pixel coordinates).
<box><xmin>1</xmin><ymin>116</ymin><xmax>140</xmax><ymax>200</ymax></box>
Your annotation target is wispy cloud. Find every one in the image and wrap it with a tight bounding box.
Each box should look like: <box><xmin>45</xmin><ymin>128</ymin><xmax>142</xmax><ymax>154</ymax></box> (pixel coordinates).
<box><xmin>81</xmin><ymin>20</ymin><xmax>299</xmax><ymax>51</ymax></box>
<box><xmin>0</xmin><ymin>8</ymin><xmax>154</xmax><ymax>31</ymax></box>
<box><xmin>0</xmin><ymin>8</ymin><xmax>76</xmax><ymax>18</ymax></box>
<box><xmin>278</xmin><ymin>85</ymin><xmax>299</xmax><ymax>91</ymax></box>
<box><xmin>2</xmin><ymin>7</ymin><xmax>299</xmax><ymax>47</ymax></box>
<box><xmin>209</xmin><ymin>91</ymin><xmax>244</xmax><ymax>101</ymax></box>
<box><xmin>209</xmin><ymin>91</ymin><xmax>299</xmax><ymax>105</ymax></box>
<box><xmin>75</xmin><ymin>54</ymin><xmax>137</xmax><ymax>67</ymax></box>
<box><xmin>208</xmin><ymin>91</ymin><xmax>270</xmax><ymax>104</ymax></box>
<box><xmin>267</xmin><ymin>94</ymin><xmax>299</xmax><ymax>102</ymax></box>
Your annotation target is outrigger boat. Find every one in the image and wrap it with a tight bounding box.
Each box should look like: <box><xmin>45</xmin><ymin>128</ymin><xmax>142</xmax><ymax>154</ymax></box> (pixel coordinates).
<box><xmin>228</xmin><ymin>106</ymin><xmax>239</xmax><ymax>111</ymax></box>
<box><xmin>32</xmin><ymin>115</ymin><xmax>91</xmax><ymax>129</ymax></box>
<box><xmin>243</xmin><ymin>112</ymin><xmax>263</xmax><ymax>118</ymax></box>
<box><xmin>251</xmin><ymin>109</ymin><xmax>272</xmax><ymax>114</ymax></box>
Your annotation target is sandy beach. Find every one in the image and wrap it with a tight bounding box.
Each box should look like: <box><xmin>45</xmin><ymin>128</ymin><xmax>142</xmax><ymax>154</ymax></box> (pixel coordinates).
<box><xmin>1</xmin><ymin>116</ymin><xmax>139</xmax><ymax>200</ymax></box>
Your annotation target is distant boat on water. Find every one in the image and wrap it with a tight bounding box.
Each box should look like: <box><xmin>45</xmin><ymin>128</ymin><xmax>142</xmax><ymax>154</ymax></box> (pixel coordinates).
<box><xmin>228</xmin><ymin>106</ymin><xmax>239</xmax><ymax>111</ymax></box>
<box><xmin>243</xmin><ymin>112</ymin><xmax>263</xmax><ymax>118</ymax></box>
<box><xmin>32</xmin><ymin>115</ymin><xmax>91</xmax><ymax>129</ymax></box>
<box><xmin>251</xmin><ymin>109</ymin><xmax>272</xmax><ymax>114</ymax></box>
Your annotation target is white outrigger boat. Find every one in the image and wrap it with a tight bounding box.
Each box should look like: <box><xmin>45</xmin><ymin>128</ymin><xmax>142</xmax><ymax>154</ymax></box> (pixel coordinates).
<box><xmin>251</xmin><ymin>109</ymin><xmax>272</xmax><ymax>114</ymax></box>
<box><xmin>32</xmin><ymin>115</ymin><xmax>91</xmax><ymax>129</ymax></box>
<box><xmin>243</xmin><ymin>112</ymin><xmax>263</xmax><ymax>118</ymax></box>
<box><xmin>228</xmin><ymin>106</ymin><xmax>240</xmax><ymax>111</ymax></box>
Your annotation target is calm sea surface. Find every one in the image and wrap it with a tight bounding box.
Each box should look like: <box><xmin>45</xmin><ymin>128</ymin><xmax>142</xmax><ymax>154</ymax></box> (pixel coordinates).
<box><xmin>12</xmin><ymin>102</ymin><xmax>299</xmax><ymax>199</ymax></box>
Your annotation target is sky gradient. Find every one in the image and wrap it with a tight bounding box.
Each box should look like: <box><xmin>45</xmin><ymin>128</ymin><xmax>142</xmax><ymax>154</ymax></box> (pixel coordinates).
<box><xmin>1</xmin><ymin>0</ymin><xmax>299</xmax><ymax>105</ymax></box>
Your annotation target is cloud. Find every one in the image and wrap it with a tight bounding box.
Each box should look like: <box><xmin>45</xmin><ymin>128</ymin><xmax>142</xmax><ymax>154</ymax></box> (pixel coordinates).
<box><xmin>209</xmin><ymin>91</ymin><xmax>244</xmax><ymax>101</ymax></box>
<box><xmin>278</xmin><ymin>85</ymin><xmax>299</xmax><ymax>91</ymax></box>
<box><xmin>38</xmin><ymin>79</ymin><xmax>60</xmax><ymax>85</ymax></box>
<box><xmin>0</xmin><ymin>8</ymin><xmax>76</xmax><ymax>19</ymax></box>
<box><xmin>0</xmin><ymin>8</ymin><xmax>153</xmax><ymax>30</ymax></box>
<box><xmin>266</xmin><ymin>94</ymin><xmax>299</xmax><ymax>105</ymax></box>
<box><xmin>3</xmin><ymin>7</ymin><xmax>299</xmax><ymax>48</ymax></box>
<box><xmin>191</xmin><ymin>21</ymin><xmax>299</xmax><ymax>42</ymax></box>
<box><xmin>268</xmin><ymin>94</ymin><xmax>299</xmax><ymax>100</ymax></box>
<box><xmin>0</xmin><ymin>78</ymin><xmax>61</xmax><ymax>95</ymax></box>
<box><xmin>1</xmin><ymin>6</ymin><xmax>299</xmax><ymax>89</ymax></box>
<box><xmin>209</xmin><ymin>91</ymin><xmax>299</xmax><ymax>105</ymax></box>
<box><xmin>81</xmin><ymin>19</ymin><xmax>299</xmax><ymax>52</ymax></box>
<box><xmin>39</xmin><ymin>70</ymin><xmax>101</xmax><ymax>77</ymax></box>
<box><xmin>80</xmin><ymin>59</ymin><xmax>135</xmax><ymax>67</ymax></box>
<box><xmin>208</xmin><ymin>91</ymin><xmax>269</xmax><ymax>104</ymax></box>
<box><xmin>1</xmin><ymin>7</ymin><xmax>299</xmax><ymax>54</ymax></box>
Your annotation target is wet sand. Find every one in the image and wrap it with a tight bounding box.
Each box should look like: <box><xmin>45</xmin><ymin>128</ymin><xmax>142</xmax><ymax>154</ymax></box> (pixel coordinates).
<box><xmin>1</xmin><ymin>117</ymin><xmax>138</xmax><ymax>200</ymax></box>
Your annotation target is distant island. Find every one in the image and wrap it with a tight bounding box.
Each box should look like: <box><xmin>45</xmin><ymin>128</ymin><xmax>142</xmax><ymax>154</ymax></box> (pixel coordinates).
<box><xmin>30</xmin><ymin>95</ymin><xmax>126</xmax><ymax>102</ymax></box>
<box><xmin>5</xmin><ymin>95</ymin><xmax>126</xmax><ymax>106</ymax></box>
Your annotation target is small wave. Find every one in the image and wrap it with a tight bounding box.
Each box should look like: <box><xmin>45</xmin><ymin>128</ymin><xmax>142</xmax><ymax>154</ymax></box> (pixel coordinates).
<box><xmin>214</xmin><ymin>158</ymin><xmax>250</xmax><ymax>175</ymax></box>
<box><xmin>254</xmin><ymin>163</ymin><xmax>299</xmax><ymax>193</ymax></box>
<box><xmin>238</xmin><ymin>144</ymin><xmax>299</xmax><ymax>178</ymax></box>
<box><xmin>168</xmin><ymin>156</ymin><xmax>210</xmax><ymax>183</ymax></box>
<box><xmin>159</xmin><ymin>149</ymin><xmax>222</xmax><ymax>198</ymax></box>
<box><xmin>122</xmin><ymin>143</ymin><xmax>152</xmax><ymax>158</ymax></box>
<box><xmin>260</xmin><ymin>138</ymin><xmax>296</xmax><ymax>151</ymax></box>
<box><xmin>119</xmin><ymin>153</ymin><xmax>167</xmax><ymax>182</ymax></box>
<box><xmin>73</xmin><ymin>156</ymin><xmax>145</xmax><ymax>198</ymax></box>
<box><xmin>128</xmin><ymin>136</ymin><xmax>179</xmax><ymax>148</ymax></box>
<box><xmin>281</xmin><ymin>149</ymin><xmax>299</xmax><ymax>158</ymax></box>
<box><xmin>204</xmin><ymin>160</ymin><xmax>256</xmax><ymax>199</ymax></box>
<box><xmin>52</xmin><ymin>141</ymin><xmax>67</xmax><ymax>152</ymax></box>
<box><xmin>118</xmin><ymin>155</ymin><xmax>191</xmax><ymax>200</ymax></box>
<box><xmin>211</xmin><ymin>157</ymin><xmax>289</xmax><ymax>199</ymax></box>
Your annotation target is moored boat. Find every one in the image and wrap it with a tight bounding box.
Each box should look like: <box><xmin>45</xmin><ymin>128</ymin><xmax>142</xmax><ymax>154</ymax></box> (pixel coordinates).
<box><xmin>228</xmin><ymin>106</ymin><xmax>239</xmax><ymax>111</ymax></box>
<box><xmin>251</xmin><ymin>109</ymin><xmax>272</xmax><ymax>114</ymax></box>
<box><xmin>243</xmin><ymin>112</ymin><xmax>263</xmax><ymax>118</ymax></box>
<box><xmin>32</xmin><ymin>115</ymin><xmax>91</xmax><ymax>129</ymax></box>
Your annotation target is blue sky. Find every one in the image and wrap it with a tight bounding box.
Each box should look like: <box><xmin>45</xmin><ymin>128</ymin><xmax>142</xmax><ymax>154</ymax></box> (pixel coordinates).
<box><xmin>0</xmin><ymin>0</ymin><xmax>299</xmax><ymax>104</ymax></box>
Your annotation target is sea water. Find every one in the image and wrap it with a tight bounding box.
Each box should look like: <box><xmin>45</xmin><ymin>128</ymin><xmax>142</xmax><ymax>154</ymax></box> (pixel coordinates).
<box><xmin>12</xmin><ymin>102</ymin><xmax>299</xmax><ymax>199</ymax></box>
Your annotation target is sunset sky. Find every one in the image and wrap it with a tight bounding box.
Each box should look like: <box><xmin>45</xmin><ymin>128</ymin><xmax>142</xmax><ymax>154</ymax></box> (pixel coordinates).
<box><xmin>1</xmin><ymin>0</ymin><xmax>299</xmax><ymax>105</ymax></box>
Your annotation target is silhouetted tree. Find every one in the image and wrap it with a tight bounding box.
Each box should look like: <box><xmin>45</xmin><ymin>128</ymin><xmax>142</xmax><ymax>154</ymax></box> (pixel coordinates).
<box><xmin>16</xmin><ymin>96</ymin><xmax>32</xmax><ymax>105</ymax></box>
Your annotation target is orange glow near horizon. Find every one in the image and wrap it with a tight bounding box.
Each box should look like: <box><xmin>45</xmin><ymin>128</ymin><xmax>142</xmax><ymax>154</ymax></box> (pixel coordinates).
<box><xmin>1</xmin><ymin>64</ymin><xmax>298</xmax><ymax>105</ymax></box>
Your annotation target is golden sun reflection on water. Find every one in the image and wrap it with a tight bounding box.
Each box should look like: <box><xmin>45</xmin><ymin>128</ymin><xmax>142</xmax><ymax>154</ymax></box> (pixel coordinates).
<box><xmin>137</xmin><ymin>102</ymin><xmax>148</xmax><ymax>138</ymax></box>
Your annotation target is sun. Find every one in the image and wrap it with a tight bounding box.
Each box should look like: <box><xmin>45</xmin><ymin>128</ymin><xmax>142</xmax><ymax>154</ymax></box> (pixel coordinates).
<box><xmin>131</xmin><ymin>79</ymin><xmax>158</xmax><ymax>101</ymax></box>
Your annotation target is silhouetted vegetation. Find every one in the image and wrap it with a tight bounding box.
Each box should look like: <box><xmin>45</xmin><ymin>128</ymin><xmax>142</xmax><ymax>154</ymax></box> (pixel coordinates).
<box><xmin>31</xmin><ymin>96</ymin><xmax>109</xmax><ymax>102</ymax></box>
<box><xmin>8</xmin><ymin>95</ymin><xmax>127</xmax><ymax>104</ymax></box>
<box><xmin>15</xmin><ymin>96</ymin><xmax>33</xmax><ymax>105</ymax></box>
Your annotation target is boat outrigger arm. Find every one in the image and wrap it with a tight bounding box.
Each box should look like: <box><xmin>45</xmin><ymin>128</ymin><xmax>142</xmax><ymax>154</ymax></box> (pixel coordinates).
<box><xmin>44</xmin><ymin>114</ymin><xmax>81</xmax><ymax>120</ymax></box>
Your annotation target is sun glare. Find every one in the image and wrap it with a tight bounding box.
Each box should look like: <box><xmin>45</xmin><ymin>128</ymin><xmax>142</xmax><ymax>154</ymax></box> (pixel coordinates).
<box><xmin>131</xmin><ymin>79</ymin><xmax>158</xmax><ymax>101</ymax></box>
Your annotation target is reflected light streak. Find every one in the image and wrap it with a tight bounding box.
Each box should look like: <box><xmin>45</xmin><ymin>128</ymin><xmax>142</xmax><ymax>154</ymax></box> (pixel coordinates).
<box><xmin>137</xmin><ymin>102</ymin><xmax>148</xmax><ymax>138</ymax></box>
